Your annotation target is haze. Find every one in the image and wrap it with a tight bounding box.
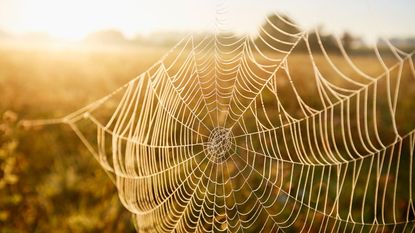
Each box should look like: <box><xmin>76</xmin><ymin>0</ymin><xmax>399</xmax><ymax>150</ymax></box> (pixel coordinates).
<box><xmin>0</xmin><ymin>0</ymin><xmax>414</xmax><ymax>42</ymax></box>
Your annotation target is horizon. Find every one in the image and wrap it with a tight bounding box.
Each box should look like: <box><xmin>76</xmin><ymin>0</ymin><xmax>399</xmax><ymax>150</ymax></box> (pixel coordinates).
<box><xmin>0</xmin><ymin>0</ymin><xmax>414</xmax><ymax>44</ymax></box>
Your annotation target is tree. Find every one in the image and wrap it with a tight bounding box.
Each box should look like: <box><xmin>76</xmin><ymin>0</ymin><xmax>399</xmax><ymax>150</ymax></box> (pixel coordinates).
<box><xmin>341</xmin><ymin>32</ymin><xmax>354</xmax><ymax>52</ymax></box>
<box><xmin>84</xmin><ymin>30</ymin><xmax>128</xmax><ymax>45</ymax></box>
<box><xmin>254</xmin><ymin>14</ymin><xmax>301</xmax><ymax>52</ymax></box>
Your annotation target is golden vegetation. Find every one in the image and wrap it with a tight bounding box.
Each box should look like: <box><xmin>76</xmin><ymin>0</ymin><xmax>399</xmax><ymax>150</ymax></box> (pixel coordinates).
<box><xmin>0</xmin><ymin>40</ymin><xmax>414</xmax><ymax>232</ymax></box>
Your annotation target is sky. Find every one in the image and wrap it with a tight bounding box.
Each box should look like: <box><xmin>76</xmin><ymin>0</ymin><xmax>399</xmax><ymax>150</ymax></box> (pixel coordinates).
<box><xmin>0</xmin><ymin>0</ymin><xmax>414</xmax><ymax>42</ymax></box>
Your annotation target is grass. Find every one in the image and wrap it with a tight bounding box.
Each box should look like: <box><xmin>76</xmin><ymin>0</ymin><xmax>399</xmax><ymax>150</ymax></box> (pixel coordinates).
<box><xmin>0</xmin><ymin>42</ymin><xmax>414</xmax><ymax>232</ymax></box>
<box><xmin>0</xmin><ymin>45</ymin><xmax>168</xmax><ymax>233</ymax></box>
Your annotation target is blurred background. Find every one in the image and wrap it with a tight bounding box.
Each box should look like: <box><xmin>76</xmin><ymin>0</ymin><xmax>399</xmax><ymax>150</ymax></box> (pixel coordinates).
<box><xmin>0</xmin><ymin>0</ymin><xmax>414</xmax><ymax>232</ymax></box>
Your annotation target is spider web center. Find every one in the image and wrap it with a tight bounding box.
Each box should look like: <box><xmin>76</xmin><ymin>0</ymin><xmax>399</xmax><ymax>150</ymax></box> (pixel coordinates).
<box><xmin>207</xmin><ymin>127</ymin><xmax>233</xmax><ymax>161</ymax></box>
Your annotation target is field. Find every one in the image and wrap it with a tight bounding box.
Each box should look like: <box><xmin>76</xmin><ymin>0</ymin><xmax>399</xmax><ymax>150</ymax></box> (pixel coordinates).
<box><xmin>0</xmin><ymin>45</ymin><xmax>169</xmax><ymax>233</ymax></box>
<box><xmin>0</xmin><ymin>42</ymin><xmax>414</xmax><ymax>233</ymax></box>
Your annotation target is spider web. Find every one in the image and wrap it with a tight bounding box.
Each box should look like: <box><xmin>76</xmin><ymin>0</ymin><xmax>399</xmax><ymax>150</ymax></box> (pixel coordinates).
<box><xmin>25</xmin><ymin>10</ymin><xmax>415</xmax><ymax>233</ymax></box>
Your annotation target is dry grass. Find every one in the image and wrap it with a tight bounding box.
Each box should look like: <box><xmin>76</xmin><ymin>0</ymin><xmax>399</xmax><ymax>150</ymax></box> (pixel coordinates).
<box><xmin>0</xmin><ymin>43</ymin><xmax>414</xmax><ymax>232</ymax></box>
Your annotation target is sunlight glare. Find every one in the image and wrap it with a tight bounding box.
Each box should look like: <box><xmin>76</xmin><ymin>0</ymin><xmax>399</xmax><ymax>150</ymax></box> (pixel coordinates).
<box><xmin>16</xmin><ymin>0</ymin><xmax>157</xmax><ymax>40</ymax></box>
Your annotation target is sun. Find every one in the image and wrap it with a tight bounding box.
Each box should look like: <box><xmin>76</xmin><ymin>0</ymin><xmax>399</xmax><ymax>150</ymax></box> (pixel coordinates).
<box><xmin>13</xmin><ymin>0</ymin><xmax>146</xmax><ymax>41</ymax></box>
<box><xmin>4</xmin><ymin>0</ymin><xmax>218</xmax><ymax>41</ymax></box>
